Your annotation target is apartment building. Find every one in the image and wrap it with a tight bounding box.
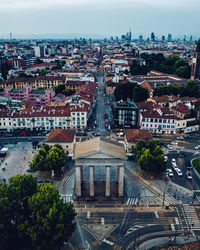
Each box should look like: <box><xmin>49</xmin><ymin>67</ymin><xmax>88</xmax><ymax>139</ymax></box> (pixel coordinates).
<box><xmin>0</xmin><ymin>105</ymin><xmax>88</xmax><ymax>132</ymax></box>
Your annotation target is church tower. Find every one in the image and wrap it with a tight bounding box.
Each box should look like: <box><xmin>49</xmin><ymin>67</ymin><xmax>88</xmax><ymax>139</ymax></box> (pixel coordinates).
<box><xmin>191</xmin><ymin>40</ymin><xmax>200</xmax><ymax>80</ymax></box>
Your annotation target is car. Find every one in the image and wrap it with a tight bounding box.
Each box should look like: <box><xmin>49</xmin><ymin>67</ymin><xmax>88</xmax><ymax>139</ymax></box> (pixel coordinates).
<box><xmin>166</xmin><ymin>169</ymin><xmax>173</xmax><ymax>177</ymax></box>
<box><xmin>179</xmin><ymin>152</ymin><xmax>185</xmax><ymax>158</ymax></box>
<box><xmin>171</xmin><ymin>141</ymin><xmax>178</xmax><ymax>145</ymax></box>
<box><xmin>167</xmin><ymin>144</ymin><xmax>173</xmax><ymax>149</ymax></box>
<box><xmin>177</xmin><ymin>136</ymin><xmax>184</xmax><ymax>140</ymax></box>
<box><xmin>195</xmin><ymin>145</ymin><xmax>200</xmax><ymax>150</ymax></box>
<box><xmin>26</xmin><ymin>168</ymin><xmax>35</xmax><ymax>172</ymax></box>
<box><xmin>164</xmin><ymin>156</ymin><xmax>168</xmax><ymax>162</ymax></box>
<box><xmin>172</xmin><ymin>158</ymin><xmax>176</xmax><ymax>164</ymax></box>
<box><xmin>187</xmin><ymin>172</ymin><xmax>192</xmax><ymax>180</ymax></box>
<box><xmin>176</xmin><ymin>168</ymin><xmax>183</xmax><ymax>176</ymax></box>
<box><xmin>173</xmin><ymin>164</ymin><xmax>178</xmax><ymax>171</ymax></box>
<box><xmin>186</xmin><ymin>162</ymin><xmax>192</xmax><ymax>169</ymax></box>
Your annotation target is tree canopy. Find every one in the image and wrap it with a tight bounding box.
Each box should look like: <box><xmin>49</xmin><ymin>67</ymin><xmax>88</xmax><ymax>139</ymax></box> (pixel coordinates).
<box><xmin>114</xmin><ymin>82</ymin><xmax>149</xmax><ymax>102</ymax></box>
<box><xmin>135</xmin><ymin>139</ymin><xmax>166</xmax><ymax>173</ymax></box>
<box><xmin>30</xmin><ymin>144</ymin><xmax>66</xmax><ymax>172</ymax></box>
<box><xmin>54</xmin><ymin>84</ymin><xmax>75</xmax><ymax>97</ymax></box>
<box><xmin>130</xmin><ymin>53</ymin><xmax>191</xmax><ymax>79</ymax></box>
<box><xmin>153</xmin><ymin>80</ymin><xmax>199</xmax><ymax>98</ymax></box>
<box><xmin>0</xmin><ymin>174</ymin><xmax>76</xmax><ymax>250</ymax></box>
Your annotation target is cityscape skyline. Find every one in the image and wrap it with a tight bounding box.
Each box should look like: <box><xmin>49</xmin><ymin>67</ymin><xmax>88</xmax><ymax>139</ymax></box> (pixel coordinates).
<box><xmin>0</xmin><ymin>0</ymin><xmax>200</xmax><ymax>39</ymax></box>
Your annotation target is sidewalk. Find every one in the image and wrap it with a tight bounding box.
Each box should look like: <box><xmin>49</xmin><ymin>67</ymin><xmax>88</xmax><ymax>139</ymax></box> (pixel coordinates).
<box><xmin>138</xmin><ymin>236</ymin><xmax>198</xmax><ymax>250</ymax></box>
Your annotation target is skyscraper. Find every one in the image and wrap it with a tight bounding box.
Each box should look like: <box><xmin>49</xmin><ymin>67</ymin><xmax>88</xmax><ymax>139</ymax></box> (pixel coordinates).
<box><xmin>151</xmin><ymin>32</ymin><xmax>155</xmax><ymax>41</ymax></box>
<box><xmin>139</xmin><ymin>35</ymin><xmax>143</xmax><ymax>42</ymax></box>
<box><xmin>191</xmin><ymin>40</ymin><xmax>200</xmax><ymax>80</ymax></box>
<box><xmin>168</xmin><ymin>33</ymin><xmax>172</xmax><ymax>42</ymax></box>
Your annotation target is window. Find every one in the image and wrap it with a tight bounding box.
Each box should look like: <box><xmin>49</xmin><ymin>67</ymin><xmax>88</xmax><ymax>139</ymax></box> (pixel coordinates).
<box><xmin>146</xmin><ymin>124</ymin><xmax>148</xmax><ymax>127</ymax></box>
<box><xmin>168</xmin><ymin>120</ymin><xmax>170</xmax><ymax>123</ymax></box>
<box><xmin>150</xmin><ymin>119</ymin><xmax>153</xmax><ymax>122</ymax></box>
<box><xmin>163</xmin><ymin>119</ymin><xmax>166</xmax><ymax>123</ymax></box>
<box><xmin>155</xmin><ymin>119</ymin><xmax>157</xmax><ymax>122</ymax></box>
<box><xmin>142</xmin><ymin>118</ymin><xmax>145</xmax><ymax>122</ymax></box>
<box><xmin>159</xmin><ymin>119</ymin><xmax>162</xmax><ymax>123</ymax></box>
<box><xmin>167</xmin><ymin>125</ymin><xmax>170</xmax><ymax>128</ymax></box>
<box><xmin>163</xmin><ymin>125</ymin><xmax>166</xmax><ymax>128</ymax></box>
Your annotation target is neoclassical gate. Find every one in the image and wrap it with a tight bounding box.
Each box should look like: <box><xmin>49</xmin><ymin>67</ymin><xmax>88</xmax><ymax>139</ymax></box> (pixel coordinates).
<box><xmin>73</xmin><ymin>137</ymin><xmax>126</xmax><ymax>197</ymax></box>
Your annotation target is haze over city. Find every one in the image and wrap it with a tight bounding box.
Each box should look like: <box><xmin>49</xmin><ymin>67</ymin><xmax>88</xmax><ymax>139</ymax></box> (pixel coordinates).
<box><xmin>1</xmin><ymin>0</ymin><xmax>200</xmax><ymax>39</ymax></box>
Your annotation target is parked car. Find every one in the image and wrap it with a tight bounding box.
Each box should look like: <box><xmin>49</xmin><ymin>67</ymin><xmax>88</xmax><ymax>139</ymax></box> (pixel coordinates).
<box><xmin>171</xmin><ymin>141</ymin><xmax>178</xmax><ymax>145</ymax></box>
<box><xmin>187</xmin><ymin>172</ymin><xmax>192</xmax><ymax>180</ymax></box>
<box><xmin>195</xmin><ymin>145</ymin><xmax>200</xmax><ymax>150</ymax></box>
<box><xmin>177</xmin><ymin>136</ymin><xmax>184</xmax><ymax>140</ymax></box>
<box><xmin>176</xmin><ymin>168</ymin><xmax>183</xmax><ymax>176</ymax></box>
<box><xmin>172</xmin><ymin>163</ymin><xmax>178</xmax><ymax>171</ymax></box>
<box><xmin>167</xmin><ymin>144</ymin><xmax>173</xmax><ymax>149</ymax></box>
<box><xmin>166</xmin><ymin>169</ymin><xmax>173</xmax><ymax>177</ymax></box>
<box><xmin>172</xmin><ymin>158</ymin><xmax>176</xmax><ymax>164</ymax></box>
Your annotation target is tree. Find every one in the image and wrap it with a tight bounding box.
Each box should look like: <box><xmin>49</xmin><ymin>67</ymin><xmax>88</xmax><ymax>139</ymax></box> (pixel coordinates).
<box><xmin>54</xmin><ymin>84</ymin><xmax>65</xmax><ymax>95</ymax></box>
<box><xmin>138</xmin><ymin>149</ymin><xmax>154</xmax><ymax>172</ymax></box>
<box><xmin>114</xmin><ymin>82</ymin><xmax>148</xmax><ymax>102</ymax></box>
<box><xmin>47</xmin><ymin>146</ymin><xmax>66</xmax><ymax>172</ymax></box>
<box><xmin>39</xmin><ymin>69</ymin><xmax>47</xmax><ymax>76</ymax></box>
<box><xmin>0</xmin><ymin>175</ymin><xmax>76</xmax><ymax>250</ymax></box>
<box><xmin>0</xmin><ymin>174</ymin><xmax>37</xmax><ymax>250</ymax></box>
<box><xmin>30</xmin><ymin>144</ymin><xmax>65</xmax><ymax>172</ymax></box>
<box><xmin>176</xmin><ymin>66</ymin><xmax>190</xmax><ymax>79</ymax></box>
<box><xmin>135</xmin><ymin>139</ymin><xmax>166</xmax><ymax>174</ymax></box>
<box><xmin>25</xmin><ymin>183</ymin><xmax>76</xmax><ymax>250</ymax></box>
<box><xmin>132</xmin><ymin>86</ymin><xmax>149</xmax><ymax>102</ymax></box>
<box><xmin>134</xmin><ymin>139</ymin><xmax>148</xmax><ymax>160</ymax></box>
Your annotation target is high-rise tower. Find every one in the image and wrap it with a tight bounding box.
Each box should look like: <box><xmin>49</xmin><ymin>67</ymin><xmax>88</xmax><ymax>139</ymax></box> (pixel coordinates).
<box><xmin>191</xmin><ymin>40</ymin><xmax>200</xmax><ymax>80</ymax></box>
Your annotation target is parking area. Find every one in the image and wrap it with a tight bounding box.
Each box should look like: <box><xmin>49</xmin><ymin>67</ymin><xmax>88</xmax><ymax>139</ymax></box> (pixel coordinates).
<box><xmin>0</xmin><ymin>142</ymin><xmax>35</xmax><ymax>181</ymax></box>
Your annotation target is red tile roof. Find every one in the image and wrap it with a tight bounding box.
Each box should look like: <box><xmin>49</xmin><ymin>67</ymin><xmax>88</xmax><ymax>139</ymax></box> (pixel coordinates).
<box><xmin>171</xmin><ymin>103</ymin><xmax>190</xmax><ymax>114</ymax></box>
<box><xmin>126</xmin><ymin>129</ymin><xmax>152</xmax><ymax>142</ymax></box>
<box><xmin>46</xmin><ymin>129</ymin><xmax>75</xmax><ymax>143</ymax></box>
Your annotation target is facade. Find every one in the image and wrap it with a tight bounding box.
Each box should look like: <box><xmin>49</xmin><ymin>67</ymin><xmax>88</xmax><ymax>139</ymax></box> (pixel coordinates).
<box><xmin>46</xmin><ymin>129</ymin><xmax>76</xmax><ymax>156</ymax></box>
<box><xmin>0</xmin><ymin>105</ymin><xmax>88</xmax><ymax>132</ymax></box>
<box><xmin>0</xmin><ymin>76</ymin><xmax>66</xmax><ymax>90</ymax></box>
<box><xmin>125</xmin><ymin>129</ymin><xmax>152</xmax><ymax>153</ymax></box>
<box><xmin>113</xmin><ymin>100</ymin><xmax>139</xmax><ymax>129</ymax></box>
<box><xmin>4</xmin><ymin>86</ymin><xmax>55</xmax><ymax>106</ymax></box>
<box><xmin>191</xmin><ymin>40</ymin><xmax>200</xmax><ymax>80</ymax></box>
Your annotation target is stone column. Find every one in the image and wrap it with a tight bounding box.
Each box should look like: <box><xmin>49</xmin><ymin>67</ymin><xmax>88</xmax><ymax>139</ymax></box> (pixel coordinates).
<box><xmin>76</xmin><ymin>166</ymin><xmax>82</xmax><ymax>197</ymax></box>
<box><xmin>90</xmin><ymin>166</ymin><xmax>94</xmax><ymax>197</ymax></box>
<box><xmin>105</xmin><ymin>166</ymin><xmax>111</xmax><ymax>197</ymax></box>
<box><xmin>118</xmin><ymin>166</ymin><xmax>124</xmax><ymax>197</ymax></box>
<box><xmin>117</xmin><ymin>166</ymin><xmax>120</xmax><ymax>183</ymax></box>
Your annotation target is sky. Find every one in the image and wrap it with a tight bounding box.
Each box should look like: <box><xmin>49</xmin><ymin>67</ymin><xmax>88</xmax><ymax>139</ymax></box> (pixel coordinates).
<box><xmin>0</xmin><ymin>0</ymin><xmax>200</xmax><ymax>39</ymax></box>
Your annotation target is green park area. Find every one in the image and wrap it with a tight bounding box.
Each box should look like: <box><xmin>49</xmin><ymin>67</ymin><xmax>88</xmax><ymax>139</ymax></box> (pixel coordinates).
<box><xmin>192</xmin><ymin>158</ymin><xmax>200</xmax><ymax>175</ymax></box>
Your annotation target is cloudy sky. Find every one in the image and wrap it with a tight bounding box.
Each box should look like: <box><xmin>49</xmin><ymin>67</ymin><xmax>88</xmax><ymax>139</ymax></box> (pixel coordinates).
<box><xmin>1</xmin><ymin>0</ymin><xmax>200</xmax><ymax>39</ymax></box>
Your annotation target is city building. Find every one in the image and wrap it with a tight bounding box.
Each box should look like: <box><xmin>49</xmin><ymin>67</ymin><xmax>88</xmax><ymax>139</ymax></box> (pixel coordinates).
<box><xmin>125</xmin><ymin>129</ymin><xmax>152</xmax><ymax>153</ymax></box>
<box><xmin>191</xmin><ymin>40</ymin><xmax>200</xmax><ymax>80</ymax></box>
<box><xmin>113</xmin><ymin>100</ymin><xmax>139</xmax><ymax>129</ymax></box>
<box><xmin>46</xmin><ymin>128</ymin><xmax>76</xmax><ymax>156</ymax></box>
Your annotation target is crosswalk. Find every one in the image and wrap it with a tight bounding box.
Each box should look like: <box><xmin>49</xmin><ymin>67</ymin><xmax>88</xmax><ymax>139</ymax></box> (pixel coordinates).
<box><xmin>64</xmin><ymin>175</ymin><xmax>75</xmax><ymax>182</ymax></box>
<box><xmin>60</xmin><ymin>194</ymin><xmax>73</xmax><ymax>203</ymax></box>
<box><xmin>183</xmin><ymin>204</ymin><xmax>200</xmax><ymax>231</ymax></box>
<box><xmin>125</xmin><ymin>198</ymin><xmax>138</xmax><ymax>209</ymax></box>
<box><xmin>174</xmin><ymin>147</ymin><xmax>200</xmax><ymax>155</ymax></box>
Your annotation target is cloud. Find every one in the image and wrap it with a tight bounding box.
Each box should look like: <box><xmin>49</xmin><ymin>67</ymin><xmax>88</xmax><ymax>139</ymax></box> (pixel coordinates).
<box><xmin>0</xmin><ymin>0</ymin><xmax>199</xmax><ymax>10</ymax></box>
